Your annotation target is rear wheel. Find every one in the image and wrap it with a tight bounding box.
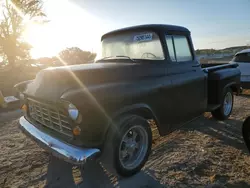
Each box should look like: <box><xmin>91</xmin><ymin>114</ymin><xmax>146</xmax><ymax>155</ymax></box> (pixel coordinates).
<box><xmin>211</xmin><ymin>88</ymin><xmax>233</xmax><ymax>120</ymax></box>
<box><xmin>100</xmin><ymin>115</ymin><xmax>152</xmax><ymax>177</ymax></box>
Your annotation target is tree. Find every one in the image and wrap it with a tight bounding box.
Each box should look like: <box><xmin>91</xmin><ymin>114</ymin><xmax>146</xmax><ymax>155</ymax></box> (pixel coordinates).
<box><xmin>59</xmin><ymin>47</ymin><xmax>97</xmax><ymax>65</ymax></box>
<box><xmin>0</xmin><ymin>0</ymin><xmax>46</xmax><ymax>67</ymax></box>
<box><xmin>36</xmin><ymin>56</ymin><xmax>59</xmax><ymax>67</ymax></box>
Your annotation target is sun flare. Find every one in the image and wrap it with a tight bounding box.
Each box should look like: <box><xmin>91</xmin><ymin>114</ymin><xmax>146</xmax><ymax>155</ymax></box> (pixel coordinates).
<box><xmin>23</xmin><ymin>23</ymin><xmax>58</xmax><ymax>58</ymax></box>
<box><xmin>22</xmin><ymin>0</ymin><xmax>103</xmax><ymax>59</ymax></box>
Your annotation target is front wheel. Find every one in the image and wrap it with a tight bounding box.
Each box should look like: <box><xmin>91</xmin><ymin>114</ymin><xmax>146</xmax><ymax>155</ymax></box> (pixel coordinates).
<box><xmin>100</xmin><ymin>115</ymin><xmax>152</xmax><ymax>177</ymax></box>
<box><xmin>211</xmin><ymin>88</ymin><xmax>233</xmax><ymax>120</ymax></box>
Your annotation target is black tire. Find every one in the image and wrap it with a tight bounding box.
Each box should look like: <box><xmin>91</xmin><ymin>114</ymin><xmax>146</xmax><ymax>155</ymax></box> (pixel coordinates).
<box><xmin>100</xmin><ymin>115</ymin><xmax>152</xmax><ymax>177</ymax></box>
<box><xmin>242</xmin><ymin>116</ymin><xmax>250</xmax><ymax>153</ymax></box>
<box><xmin>211</xmin><ymin>88</ymin><xmax>233</xmax><ymax>120</ymax></box>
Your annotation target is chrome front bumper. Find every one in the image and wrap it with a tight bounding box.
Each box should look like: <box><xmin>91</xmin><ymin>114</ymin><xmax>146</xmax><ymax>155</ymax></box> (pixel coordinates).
<box><xmin>19</xmin><ymin>116</ymin><xmax>101</xmax><ymax>164</ymax></box>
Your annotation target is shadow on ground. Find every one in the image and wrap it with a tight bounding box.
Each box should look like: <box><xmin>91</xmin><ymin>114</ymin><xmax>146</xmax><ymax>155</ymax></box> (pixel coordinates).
<box><xmin>43</xmin><ymin>156</ymin><xmax>164</xmax><ymax>188</ymax></box>
<box><xmin>184</xmin><ymin>116</ymin><xmax>249</xmax><ymax>154</ymax></box>
<box><xmin>141</xmin><ymin>113</ymin><xmax>250</xmax><ymax>187</ymax></box>
<box><xmin>41</xmin><ymin>113</ymin><xmax>250</xmax><ymax>188</ymax></box>
<box><xmin>42</xmin><ymin>154</ymin><xmax>250</xmax><ymax>188</ymax></box>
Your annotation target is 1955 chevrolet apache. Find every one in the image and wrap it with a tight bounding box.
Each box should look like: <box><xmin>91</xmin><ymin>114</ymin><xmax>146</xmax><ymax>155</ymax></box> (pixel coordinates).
<box><xmin>15</xmin><ymin>24</ymin><xmax>241</xmax><ymax>177</ymax></box>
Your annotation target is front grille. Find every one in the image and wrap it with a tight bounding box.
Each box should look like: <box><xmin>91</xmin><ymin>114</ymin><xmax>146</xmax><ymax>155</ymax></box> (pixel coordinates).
<box><xmin>28</xmin><ymin>98</ymin><xmax>73</xmax><ymax>137</ymax></box>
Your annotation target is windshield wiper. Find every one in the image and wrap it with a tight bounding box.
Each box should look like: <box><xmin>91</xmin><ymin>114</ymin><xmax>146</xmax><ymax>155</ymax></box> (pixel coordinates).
<box><xmin>96</xmin><ymin>55</ymin><xmax>135</xmax><ymax>62</ymax></box>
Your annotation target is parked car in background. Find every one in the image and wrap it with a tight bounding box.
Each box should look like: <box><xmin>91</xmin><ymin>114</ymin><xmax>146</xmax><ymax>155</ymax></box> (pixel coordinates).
<box><xmin>230</xmin><ymin>49</ymin><xmax>250</xmax><ymax>89</ymax></box>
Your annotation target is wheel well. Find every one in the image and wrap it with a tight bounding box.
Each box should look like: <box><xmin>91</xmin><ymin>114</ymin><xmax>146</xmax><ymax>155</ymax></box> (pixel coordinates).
<box><xmin>103</xmin><ymin>106</ymin><xmax>162</xmax><ymax>147</ymax></box>
<box><xmin>119</xmin><ymin>108</ymin><xmax>159</xmax><ymax>130</ymax></box>
<box><xmin>121</xmin><ymin>108</ymin><xmax>158</xmax><ymax>123</ymax></box>
<box><xmin>112</xmin><ymin>108</ymin><xmax>161</xmax><ymax>142</ymax></box>
<box><xmin>127</xmin><ymin>108</ymin><xmax>155</xmax><ymax>120</ymax></box>
<box><xmin>230</xmin><ymin>84</ymin><xmax>238</xmax><ymax>93</ymax></box>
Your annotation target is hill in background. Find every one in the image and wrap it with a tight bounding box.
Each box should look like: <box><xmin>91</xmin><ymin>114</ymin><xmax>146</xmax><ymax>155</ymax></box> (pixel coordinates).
<box><xmin>195</xmin><ymin>45</ymin><xmax>250</xmax><ymax>62</ymax></box>
<box><xmin>196</xmin><ymin>45</ymin><xmax>249</xmax><ymax>56</ymax></box>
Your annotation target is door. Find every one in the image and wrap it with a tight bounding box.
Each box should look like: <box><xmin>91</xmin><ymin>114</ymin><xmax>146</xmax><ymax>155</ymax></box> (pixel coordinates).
<box><xmin>164</xmin><ymin>34</ymin><xmax>206</xmax><ymax>129</ymax></box>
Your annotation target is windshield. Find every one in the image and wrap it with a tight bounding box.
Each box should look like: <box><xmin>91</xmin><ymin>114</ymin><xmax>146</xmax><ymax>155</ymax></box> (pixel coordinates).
<box><xmin>100</xmin><ymin>31</ymin><xmax>165</xmax><ymax>60</ymax></box>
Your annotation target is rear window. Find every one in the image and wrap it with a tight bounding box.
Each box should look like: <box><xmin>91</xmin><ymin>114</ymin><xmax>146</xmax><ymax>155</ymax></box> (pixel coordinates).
<box><xmin>233</xmin><ymin>53</ymin><xmax>250</xmax><ymax>62</ymax></box>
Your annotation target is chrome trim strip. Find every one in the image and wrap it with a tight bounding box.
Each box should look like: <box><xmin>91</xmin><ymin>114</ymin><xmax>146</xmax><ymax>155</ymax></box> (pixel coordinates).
<box><xmin>19</xmin><ymin>116</ymin><xmax>101</xmax><ymax>164</ymax></box>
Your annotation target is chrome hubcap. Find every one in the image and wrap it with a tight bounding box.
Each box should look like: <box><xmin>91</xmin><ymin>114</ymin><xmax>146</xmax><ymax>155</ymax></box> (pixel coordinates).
<box><xmin>119</xmin><ymin>125</ymin><xmax>148</xmax><ymax>170</ymax></box>
<box><xmin>224</xmin><ymin>92</ymin><xmax>233</xmax><ymax>116</ymax></box>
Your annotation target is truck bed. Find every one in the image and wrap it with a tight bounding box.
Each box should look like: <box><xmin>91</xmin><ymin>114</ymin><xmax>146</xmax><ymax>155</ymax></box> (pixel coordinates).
<box><xmin>201</xmin><ymin>63</ymin><xmax>239</xmax><ymax>73</ymax></box>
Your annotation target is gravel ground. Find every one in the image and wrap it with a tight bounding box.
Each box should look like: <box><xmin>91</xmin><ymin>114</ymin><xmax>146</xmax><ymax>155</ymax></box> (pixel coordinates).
<box><xmin>1</xmin><ymin>93</ymin><xmax>250</xmax><ymax>188</ymax></box>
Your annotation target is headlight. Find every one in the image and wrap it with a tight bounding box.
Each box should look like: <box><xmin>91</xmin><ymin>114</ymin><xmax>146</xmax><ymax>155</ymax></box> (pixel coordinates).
<box><xmin>68</xmin><ymin>103</ymin><xmax>82</xmax><ymax>123</ymax></box>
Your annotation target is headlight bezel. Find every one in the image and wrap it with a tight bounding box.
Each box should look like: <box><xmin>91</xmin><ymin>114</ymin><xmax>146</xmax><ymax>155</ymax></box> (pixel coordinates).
<box><xmin>67</xmin><ymin>103</ymin><xmax>82</xmax><ymax>124</ymax></box>
<box><xmin>19</xmin><ymin>92</ymin><xmax>25</xmax><ymax>100</ymax></box>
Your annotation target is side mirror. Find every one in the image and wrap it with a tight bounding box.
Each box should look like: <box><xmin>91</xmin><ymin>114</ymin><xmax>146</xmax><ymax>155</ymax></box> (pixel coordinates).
<box><xmin>242</xmin><ymin>116</ymin><xmax>250</xmax><ymax>153</ymax></box>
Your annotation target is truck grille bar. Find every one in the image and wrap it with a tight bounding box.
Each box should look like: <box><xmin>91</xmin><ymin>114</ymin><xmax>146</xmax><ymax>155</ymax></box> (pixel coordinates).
<box><xmin>28</xmin><ymin>98</ymin><xmax>73</xmax><ymax>137</ymax></box>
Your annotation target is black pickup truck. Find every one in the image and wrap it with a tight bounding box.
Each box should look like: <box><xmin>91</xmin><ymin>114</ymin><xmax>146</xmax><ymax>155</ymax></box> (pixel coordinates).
<box><xmin>16</xmin><ymin>24</ymin><xmax>241</xmax><ymax>177</ymax></box>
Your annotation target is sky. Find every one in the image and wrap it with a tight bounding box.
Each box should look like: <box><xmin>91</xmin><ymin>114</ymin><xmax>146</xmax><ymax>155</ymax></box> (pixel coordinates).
<box><xmin>24</xmin><ymin>0</ymin><xmax>250</xmax><ymax>58</ymax></box>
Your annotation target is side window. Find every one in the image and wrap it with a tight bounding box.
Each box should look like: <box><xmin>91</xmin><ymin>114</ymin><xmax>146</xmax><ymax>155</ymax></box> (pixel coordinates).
<box><xmin>165</xmin><ymin>35</ymin><xmax>193</xmax><ymax>62</ymax></box>
<box><xmin>165</xmin><ymin>36</ymin><xmax>176</xmax><ymax>62</ymax></box>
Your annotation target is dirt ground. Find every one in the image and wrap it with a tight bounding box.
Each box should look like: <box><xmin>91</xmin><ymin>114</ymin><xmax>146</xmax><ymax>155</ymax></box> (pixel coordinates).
<box><xmin>1</xmin><ymin>93</ymin><xmax>250</xmax><ymax>188</ymax></box>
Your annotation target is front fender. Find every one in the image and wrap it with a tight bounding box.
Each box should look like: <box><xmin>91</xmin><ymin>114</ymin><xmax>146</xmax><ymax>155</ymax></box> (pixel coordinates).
<box><xmin>14</xmin><ymin>80</ymin><xmax>33</xmax><ymax>93</ymax></box>
<box><xmin>111</xmin><ymin>103</ymin><xmax>160</xmax><ymax>125</ymax></box>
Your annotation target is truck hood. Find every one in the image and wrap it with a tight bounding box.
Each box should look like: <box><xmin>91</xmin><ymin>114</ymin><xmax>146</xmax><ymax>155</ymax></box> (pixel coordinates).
<box><xmin>24</xmin><ymin>61</ymin><xmax>164</xmax><ymax>102</ymax></box>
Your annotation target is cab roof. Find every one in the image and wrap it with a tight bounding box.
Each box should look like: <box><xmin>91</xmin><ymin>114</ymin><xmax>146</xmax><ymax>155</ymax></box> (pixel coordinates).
<box><xmin>101</xmin><ymin>24</ymin><xmax>190</xmax><ymax>40</ymax></box>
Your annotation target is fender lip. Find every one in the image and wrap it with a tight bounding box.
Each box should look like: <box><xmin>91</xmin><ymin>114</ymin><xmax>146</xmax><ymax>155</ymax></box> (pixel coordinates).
<box><xmin>19</xmin><ymin>116</ymin><xmax>101</xmax><ymax>164</ymax></box>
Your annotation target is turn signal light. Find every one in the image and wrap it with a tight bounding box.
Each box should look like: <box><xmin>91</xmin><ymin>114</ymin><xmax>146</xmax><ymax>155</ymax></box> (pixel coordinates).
<box><xmin>73</xmin><ymin>126</ymin><xmax>81</xmax><ymax>136</ymax></box>
<box><xmin>21</xmin><ymin>104</ymin><xmax>27</xmax><ymax>112</ymax></box>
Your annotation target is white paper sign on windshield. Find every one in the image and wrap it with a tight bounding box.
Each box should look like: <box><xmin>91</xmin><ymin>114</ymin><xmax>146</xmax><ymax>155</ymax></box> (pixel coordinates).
<box><xmin>133</xmin><ymin>33</ymin><xmax>153</xmax><ymax>42</ymax></box>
